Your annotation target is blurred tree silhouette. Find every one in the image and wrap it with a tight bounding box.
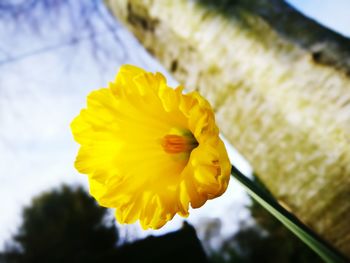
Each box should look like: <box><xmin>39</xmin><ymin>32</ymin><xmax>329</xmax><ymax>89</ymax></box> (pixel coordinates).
<box><xmin>205</xmin><ymin>179</ymin><xmax>322</xmax><ymax>263</ymax></box>
<box><xmin>0</xmin><ymin>185</ymin><xmax>210</xmax><ymax>263</ymax></box>
<box><xmin>116</xmin><ymin>222</ymin><xmax>210</xmax><ymax>263</ymax></box>
<box><xmin>2</xmin><ymin>185</ymin><xmax>118</xmax><ymax>263</ymax></box>
<box><xmin>210</xmin><ymin>201</ymin><xmax>322</xmax><ymax>263</ymax></box>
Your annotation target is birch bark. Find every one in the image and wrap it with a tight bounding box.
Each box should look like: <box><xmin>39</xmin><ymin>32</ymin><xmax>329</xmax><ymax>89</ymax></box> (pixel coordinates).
<box><xmin>106</xmin><ymin>0</ymin><xmax>350</xmax><ymax>256</ymax></box>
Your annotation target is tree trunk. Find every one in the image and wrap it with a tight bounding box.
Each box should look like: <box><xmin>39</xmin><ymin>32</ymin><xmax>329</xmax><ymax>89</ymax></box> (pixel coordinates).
<box><xmin>106</xmin><ymin>0</ymin><xmax>350</xmax><ymax>257</ymax></box>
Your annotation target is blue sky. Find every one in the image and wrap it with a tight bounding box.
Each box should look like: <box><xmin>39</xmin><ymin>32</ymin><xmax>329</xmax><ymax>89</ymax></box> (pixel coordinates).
<box><xmin>0</xmin><ymin>4</ymin><xmax>251</xmax><ymax>248</ymax></box>
<box><xmin>0</xmin><ymin>0</ymin><xmax>349</xmax><ymax>250</ymax></box>
<box><xmin>287</xmin><ymin>0</ymin><xmax>350</xmax><ymax>37</ymax></box>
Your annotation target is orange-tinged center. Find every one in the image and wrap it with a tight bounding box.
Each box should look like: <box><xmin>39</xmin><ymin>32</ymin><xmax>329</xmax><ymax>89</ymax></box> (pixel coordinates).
<box><xmin>161</xmin><ymin>134</ymin><xmax>198</xmax><ymax>154</ymax></box>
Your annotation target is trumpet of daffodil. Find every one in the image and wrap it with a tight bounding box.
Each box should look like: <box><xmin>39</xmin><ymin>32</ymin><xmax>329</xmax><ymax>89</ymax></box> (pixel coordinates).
<box><xmin>71</xmin><ymin>65</ymin><xmax>231</xmax><ymax>229</ymax></box>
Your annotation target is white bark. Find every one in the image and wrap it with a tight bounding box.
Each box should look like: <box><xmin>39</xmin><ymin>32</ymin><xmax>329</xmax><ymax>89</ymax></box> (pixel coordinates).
<box><xmin>107</xmin><ymin>0</ymin><xmax>350</xmax><ymax>256</ymax></box>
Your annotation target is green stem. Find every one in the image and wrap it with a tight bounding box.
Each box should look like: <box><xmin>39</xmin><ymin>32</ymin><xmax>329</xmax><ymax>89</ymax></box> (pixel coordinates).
<box><xmin>231</xmin><ymin>165</ymin><xmax>348</xmax><ymax>263</ymax></box>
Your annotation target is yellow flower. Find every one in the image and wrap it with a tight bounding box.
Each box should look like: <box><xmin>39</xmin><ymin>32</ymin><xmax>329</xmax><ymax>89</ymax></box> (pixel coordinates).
<box><xmin>71</xmin><ymin>65</ymin><xmax>230</xmax><ymax>229</ymax></box>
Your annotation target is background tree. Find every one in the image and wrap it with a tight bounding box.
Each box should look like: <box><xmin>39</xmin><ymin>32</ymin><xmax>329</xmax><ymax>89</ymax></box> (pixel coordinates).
<box><xmin>106</xmin><ymin>0</ymin><xmax>350</xmax><ymax>257</ymax></box>
<box><xmin>202</xmin><ymin>179</ymin><xmax>323</xmax><ymax>263</ymax></box>
<box><xmin>3</xmin><ymin>185</ymin><xmax>118</xmax><ymax>263</ymax></box>
<box><xmin>209</xmin><ymin>199</ymin><xmax>323</xmax><ymax>263</ymax></box>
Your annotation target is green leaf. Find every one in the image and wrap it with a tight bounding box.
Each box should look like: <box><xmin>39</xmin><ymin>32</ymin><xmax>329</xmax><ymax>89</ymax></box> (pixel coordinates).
<box><xmin>231</xmin><ymin>165</ymin><xmax>348</xmax><ymax>263</ymax></box>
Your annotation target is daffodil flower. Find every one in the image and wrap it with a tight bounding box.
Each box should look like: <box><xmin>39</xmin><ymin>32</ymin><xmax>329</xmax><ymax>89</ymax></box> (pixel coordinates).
<box><xmin>71</xmin><ymin>65</ymin><xmax>230</xmax><ymax>229</ymax></box>
<box><xmin>70</xmin><ymin>65</ymin><xmax>347</xmax><ymax>263</ymax></box>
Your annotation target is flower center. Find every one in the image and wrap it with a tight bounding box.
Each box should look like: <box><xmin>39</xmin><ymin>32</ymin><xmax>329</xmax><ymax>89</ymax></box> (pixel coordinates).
<box><xmin>161</xmin><ymin>133</ymin><xmax>198</xmax><ymax>154</ymax></box>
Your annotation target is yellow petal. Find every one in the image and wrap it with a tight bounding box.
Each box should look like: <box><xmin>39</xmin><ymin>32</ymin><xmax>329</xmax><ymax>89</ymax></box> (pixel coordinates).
<box><xmin>71</xmin><ymin>65</ymin><xmax>231</xmax><ymax>229</ymax></box>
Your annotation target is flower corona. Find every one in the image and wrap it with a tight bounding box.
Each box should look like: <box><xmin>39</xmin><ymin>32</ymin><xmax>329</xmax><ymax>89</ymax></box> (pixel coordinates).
<box><xmin>71</xmin><ymin>65</ymin><xmax>230</xmax><ymax>229</ymax></box>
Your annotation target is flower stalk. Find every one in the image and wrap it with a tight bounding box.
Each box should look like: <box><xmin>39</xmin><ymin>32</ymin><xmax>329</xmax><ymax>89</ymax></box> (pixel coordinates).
<box><xmin>231</xmin><ymin>165</ymin><xmax>348</xmax><ymax>263</ymax></box>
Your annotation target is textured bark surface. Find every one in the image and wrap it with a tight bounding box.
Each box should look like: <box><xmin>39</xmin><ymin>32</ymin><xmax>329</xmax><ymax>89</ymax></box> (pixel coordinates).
<box><xmin>107</xmin><ymin>0</ymin><xmax>350</xmax><ymax>256</ymax></box>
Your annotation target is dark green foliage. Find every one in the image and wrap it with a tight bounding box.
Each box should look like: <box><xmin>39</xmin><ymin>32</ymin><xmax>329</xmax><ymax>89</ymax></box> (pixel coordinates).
<box><xmin>214</xmin><ymin>201</ymin><xmax>322</xmax><ymax>263</ymax></box>
<box><xmin>207</xmin><ymin>177</ymin><xmax>323</xmax><ymax>263</ymax></box>
<box><xmin>3</xmin><ymin>185</ymin><xmax>118</xmax><ymax>263</ymax></box>
<box><xmin>116</xmin><ymin>222</ymin><xmax>209</xmax><ymax>263</ymax></box>
<box><xmin>1</xmin><ymin>185</ymin><xmax>209</xmax><ymax>263</ymax></box>
<box><xmin>0</xmin><ymin>181</ymin><xmax>325</xmax><ymax>263</ymax></box>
